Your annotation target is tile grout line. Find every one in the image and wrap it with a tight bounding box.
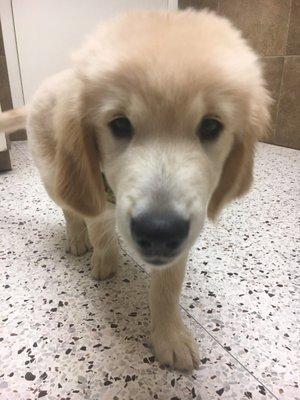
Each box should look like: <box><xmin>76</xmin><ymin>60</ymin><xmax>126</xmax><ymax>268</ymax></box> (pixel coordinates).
<box><xmin>284</xmin><ymin>0</ymin><xmax>293</xmax><ymax>56</ymax></box>
<box><xmin>261</xmin><ymin>54</ymin><xmax>299</xmax><ymax>59</ymax></box>
<box><xmin>182</xmin><ymin>309</ymin><xmax>279</xmax><ymax>400</ymax></box>
<box><xmin>119</xmin><ymin>241</ymin><xmax>279</xmax><ymax>400</ymax></box>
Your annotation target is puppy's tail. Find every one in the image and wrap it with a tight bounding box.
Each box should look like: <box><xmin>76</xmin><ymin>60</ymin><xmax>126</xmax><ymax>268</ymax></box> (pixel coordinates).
<box><xmin>0</xmin><ymin>107</ymin><xmax>27</xmax><ymax>134</ymax></box>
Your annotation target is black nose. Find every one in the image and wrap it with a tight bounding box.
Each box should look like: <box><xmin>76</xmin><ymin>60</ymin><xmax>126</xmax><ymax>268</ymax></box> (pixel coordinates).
<box><xmin>131</xmin><ymin>211</ymin><xmax>190</xmax><ymax>260</ymax></box>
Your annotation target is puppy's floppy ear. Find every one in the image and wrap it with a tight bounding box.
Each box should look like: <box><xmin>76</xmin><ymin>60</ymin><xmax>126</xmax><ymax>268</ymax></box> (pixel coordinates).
<box><xmin>54</xmin><ymin>112</ymin><xmax>106</xmax><ymax>217</ymax></box>
<box><xmin>208</xmin><ymin>85</ymin><xmax>271</xmax><ymax>220</ymax></box>
<box><xmin>207</xmin><ymin>136</ymin><xmax>254</xmax><ymax>220</ymax></box>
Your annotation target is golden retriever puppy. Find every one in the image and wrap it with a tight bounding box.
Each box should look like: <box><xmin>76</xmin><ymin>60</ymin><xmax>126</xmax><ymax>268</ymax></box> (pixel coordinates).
<box><xmin>0</xmin><ymin>10</ymin><xmax>270</xmax><ymax>370</ymax></box>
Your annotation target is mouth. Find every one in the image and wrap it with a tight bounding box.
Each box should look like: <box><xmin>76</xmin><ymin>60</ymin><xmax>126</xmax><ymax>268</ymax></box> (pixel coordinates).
<box><xmin>142</xmin><ymin>254</ymin><xmax>178</xmax><ymax>267</ymax></box>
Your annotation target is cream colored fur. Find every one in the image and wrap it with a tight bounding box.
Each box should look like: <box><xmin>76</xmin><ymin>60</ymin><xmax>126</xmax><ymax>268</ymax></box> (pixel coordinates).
<box><xmin>0</xmin><ymin>9</ymin><xmax>271</xmax><ymax>371</ymax></box>
<box><xmin>0</xmin><ymin>107</ymin><xmax>27</xmax><ymax>133</ymax></box>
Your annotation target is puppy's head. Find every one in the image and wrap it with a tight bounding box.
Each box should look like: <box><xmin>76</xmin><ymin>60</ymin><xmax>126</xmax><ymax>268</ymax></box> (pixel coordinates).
<box><xmin>65</xmin><ymin>10</ymin><xmax>270</xmax><ymax>266</ymax></box>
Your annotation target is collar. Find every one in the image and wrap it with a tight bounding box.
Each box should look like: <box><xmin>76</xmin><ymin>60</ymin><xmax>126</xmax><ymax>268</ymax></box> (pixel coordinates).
<box><xmin>101</xmin><ymin>172</ymin><xmax>116</xmax><ymax>204</ymax></box>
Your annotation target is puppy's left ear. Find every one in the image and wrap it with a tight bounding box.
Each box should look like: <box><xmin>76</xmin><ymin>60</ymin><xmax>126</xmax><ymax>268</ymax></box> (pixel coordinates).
<box><xmin>207</xmin><ymin>85</ymin><xmax>271</xmax><ymax>220</ymax></box>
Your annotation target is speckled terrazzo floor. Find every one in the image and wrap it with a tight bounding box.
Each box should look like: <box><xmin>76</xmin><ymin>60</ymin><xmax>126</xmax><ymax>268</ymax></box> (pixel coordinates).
<box><xmin>0</xmin><ymin>142</ymin><xmax>299</xmax><ymax>400</ymax></box>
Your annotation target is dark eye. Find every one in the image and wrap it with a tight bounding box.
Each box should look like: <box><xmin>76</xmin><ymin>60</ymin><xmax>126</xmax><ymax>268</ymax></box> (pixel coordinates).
<box><xmin>198</xmin><ymin>117</ymin><xmax>223</xmax><ymax>141</ymax></box>
<box><xmin>108</xmin><ymin>116</ymin><xmax>133</xmax><ymax>139</ymax></box>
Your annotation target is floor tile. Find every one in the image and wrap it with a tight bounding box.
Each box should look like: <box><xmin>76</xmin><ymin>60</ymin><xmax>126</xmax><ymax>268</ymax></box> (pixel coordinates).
<box><xmin>1</xmin><ymin>142</ymin><xmax>298</xmax><ymax>400</ymax></box>
<box><xmin>170</xmin><ymin>144</ymin><xmax>300</xmax><ymax>399</ymax></box>
<box><xmin>1</xmin><ymin>245</ymin><xmax>275</xmax><ymax>400</ymax></box>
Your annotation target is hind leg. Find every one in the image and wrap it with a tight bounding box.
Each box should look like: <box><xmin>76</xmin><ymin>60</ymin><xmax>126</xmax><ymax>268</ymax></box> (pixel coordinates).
<box><xmin>63</xmin><ymin>209</ymin><xmax>92</xmax><ymax>256</ymax></box>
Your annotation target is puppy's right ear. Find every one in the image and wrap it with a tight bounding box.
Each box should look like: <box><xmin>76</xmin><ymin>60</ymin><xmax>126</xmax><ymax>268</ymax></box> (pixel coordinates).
<box><xmin>54</xmin><ymin>113</ymin><xmax>106</xmax><ymax>217</ymax></box>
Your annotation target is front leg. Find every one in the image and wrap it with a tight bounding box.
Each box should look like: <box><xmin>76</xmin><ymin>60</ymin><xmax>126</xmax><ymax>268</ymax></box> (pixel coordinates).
<box><xmin>63</xmin><ymin>209</ymin><xmax>91</xmax><ymax>256</ymax></box>
<box><xmin>86</xmin><ymin>204</ymin><xmax>119</xmax><ymax>280</ymax></box>
<box><xmin>150</xmin><ymin>256</ymin><xmax>200</xmax><ymax>371</ymax></box>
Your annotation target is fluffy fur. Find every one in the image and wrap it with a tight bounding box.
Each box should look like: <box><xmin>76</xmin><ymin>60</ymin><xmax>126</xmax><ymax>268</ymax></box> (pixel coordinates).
<box><xmin>0</xmin><ymin>9</ymin><xmax>271</xmax><ymax>370</ymax></box>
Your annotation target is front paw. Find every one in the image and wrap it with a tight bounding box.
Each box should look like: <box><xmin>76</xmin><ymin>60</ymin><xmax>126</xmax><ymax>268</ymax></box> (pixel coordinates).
<box><xmin>91</xmin><ymin>241</ymin><xmax>119</xmax><ymax>280</ymax></box>
<box><xmin>65</xmin><ymin>232</ymin><xmax>92</xmax><ymax>256</ymax></box>
<box><xmin>151</xmin><ymin>325</ymin><xmax>200</xmax><ymax>371</ymax></box>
